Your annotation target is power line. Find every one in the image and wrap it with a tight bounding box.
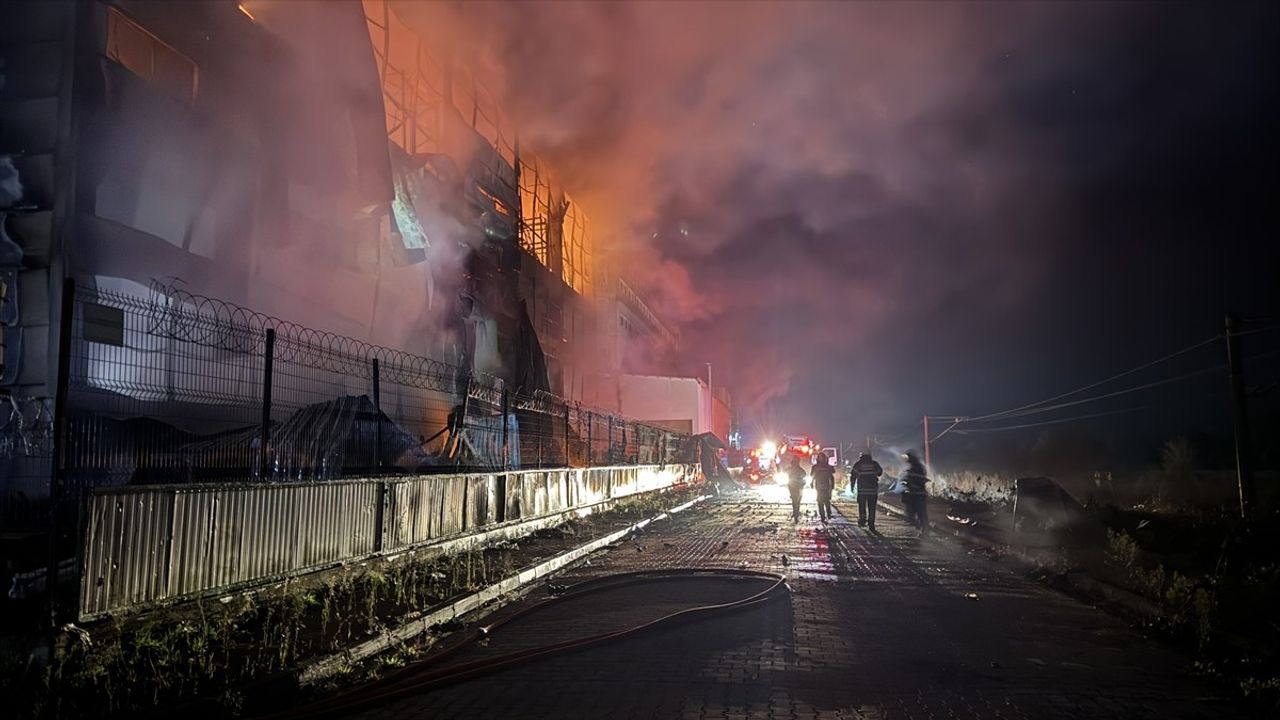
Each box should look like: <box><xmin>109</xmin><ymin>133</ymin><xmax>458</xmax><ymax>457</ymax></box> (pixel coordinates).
<box><xmin>928</xmin><ymin>417</ymin><xmax>967</xmax><ymax>444</ymax></box>
<box><xmin>1229</xmin><ymin>322</ymin><xmax>1280</xmax><ymax>339</ymax></box>
<box><xmin>978</xmin><ymin>363</ymin><xmax>1226</xmax><ymax>421</ymax></box>
<box><xmin>965</xmin><ymin>335</ymin><xmax>1219</xmax><ymax>423</ymax></box>
<box><xmin>954</xmin><ymin>405</ymin><xmax>1151</xmax><ymax>433</ymax></box>
<box><xmin>936</xmin><ymin>346</ymin><xmax>1280</xmax><ymax>437</ymax></box>
<box><xmin>869</xmin><ymin>419</ymin><xmax>922</xmax><ymax>448</ymax></box>
<box><xmin>953</xmin><ymin>378</ymin><xmax>1247</xmax><ymax>434</ymax></box>
<box><xmin>962</xmin><ymin>347</ymin><xmax>1276</xmax><ymax>424</ymax></box>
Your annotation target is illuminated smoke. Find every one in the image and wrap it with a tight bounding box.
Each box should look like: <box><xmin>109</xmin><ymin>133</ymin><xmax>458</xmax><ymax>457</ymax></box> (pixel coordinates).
<box><xmin>392</xmin><ymin>0</ymin><xmax>1072</xmax><ymax>422</ymax></box>
<box><xmin>85</xmin><ymin>1</ymin><xmax>480</xmax><ymax>366</ymax></box>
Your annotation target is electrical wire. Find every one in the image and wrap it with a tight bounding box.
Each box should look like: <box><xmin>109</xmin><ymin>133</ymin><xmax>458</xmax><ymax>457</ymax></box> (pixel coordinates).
<box><xmin>927</xmin><ymin>418</ymin><xmax>966</xmax><ymax>444</ymax></box>
<box><xmin>964</xmin><ymin>335</ymin><xmax>1220</xmax><ymax>423</ymax></box>
<box><xmin>871</xmin><ymin>419</ymin><xmax>923</xmax><ymax>447</ymax></box>
<box><xmin>977</xmin><ymin>346</ymin><xmax>1280</xmax><ymax>424</ymax></box>
<box><xmin>954</xmin><ymin>405</ymin><xmax>1151</xmax><ymax>433</ymax></box>
<box><xmin>253</xmin><ymin>568</ymin><xmax>789</xmax><ymax>720</ymax></box>
<box><xmin>973</xmin><ymin>363</ymin><xmax>1227</xmax><ymax>421</ymax></box>
<box><xmin>921</xmin><ymin>344</ymin><xmax>1279</xmax><ymax>446</ymax></box>
<box><xmin>951</xmin><ymin>370</ymin><xmax>1268</xmax><ymax>434</ymax></box>
<box><xmin>1228</xmin><ymin>322</ymin><xmax>1280</xmax><ymax>339</ymax></box>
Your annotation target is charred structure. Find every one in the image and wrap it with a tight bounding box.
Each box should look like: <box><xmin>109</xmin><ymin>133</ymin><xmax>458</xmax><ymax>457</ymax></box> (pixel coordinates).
<box><xmin>0</xmin><ymin>0</ymin><xmax>705</xmax><ymax>605</ymax></box>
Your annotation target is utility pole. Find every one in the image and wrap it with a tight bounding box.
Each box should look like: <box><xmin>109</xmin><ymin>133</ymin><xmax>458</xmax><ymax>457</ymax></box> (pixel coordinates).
<box><xmin>705</xmin><ymin>362</ymin><xmax>713</xmax><ymax>436</ymax></box>
<box><xmin>922</xmin><ymin>415</ymin><xmax>931</xmax><ymax>470</ymax></box>
<box><xmin>1226</xmin><ymin>314</ymin><xmax>1256</xmax><ymax>522</ymax></box>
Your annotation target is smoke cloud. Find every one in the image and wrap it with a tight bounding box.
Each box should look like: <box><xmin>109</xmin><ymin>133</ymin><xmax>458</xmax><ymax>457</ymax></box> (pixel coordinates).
<box><xmin>402</xmin><ymin>1</ymin><xmax>1279</xmax><ymax>450</ymax></box>
<box><xmin>405</xmin><ymin>1</ymin><xmax>1065</xmax><ymax>416</ymax></box>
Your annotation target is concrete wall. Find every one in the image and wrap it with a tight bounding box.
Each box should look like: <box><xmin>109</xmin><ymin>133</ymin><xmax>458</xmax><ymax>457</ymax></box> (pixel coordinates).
<box><xmin>711</xmin><ymin>387</ymin><xmax>732</xmax><ymax>444</ymax></box>
<box><xmin>617</xmin><ymin>374</ymin><xmax>731</xmax><ymax>441</ymax></box>
<box><xmin>79</xmin><ymin>463</ymin><xmax>698</xmax><ymax>620</ymax></box>
<box><xmin>77</xmin><ymin>0</ymin><xmax>456</xmax><ymax>356</ymax></box>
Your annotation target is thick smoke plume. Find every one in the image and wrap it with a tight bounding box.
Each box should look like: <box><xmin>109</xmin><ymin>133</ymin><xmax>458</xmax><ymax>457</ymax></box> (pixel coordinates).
<box><xmin>405</xmin><ymin>1</ymin><xmax>1063</xmax><ymax>419</ymax></box>
<box><xmin>402</xmin><ymin>1</ymin><xmax>1279</xmax><ymax>454</ymax></box>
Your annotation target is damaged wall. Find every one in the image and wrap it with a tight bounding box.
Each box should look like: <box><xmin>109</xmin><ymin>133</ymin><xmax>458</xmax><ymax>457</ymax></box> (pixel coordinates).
<box><xmin>77</xmin><ymin>0</ymin><xmax>465</xmax><ymax>358</ymax></box>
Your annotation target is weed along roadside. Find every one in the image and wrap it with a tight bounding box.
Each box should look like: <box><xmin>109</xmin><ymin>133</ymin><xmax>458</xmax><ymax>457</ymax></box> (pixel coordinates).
<box><xmin>864</xmin><ymin>490</ymin><xmax>1280</xmax><ymax>708</ymax></box>
<box><xmin>291</xmin><ymin>490</ymin><xmax>715</xmax><ymax>698</ymax></box>
<box><xmin>4</xmin><ymin>485</ymin><xmax>709</xmax><ymax>720</ymax></box>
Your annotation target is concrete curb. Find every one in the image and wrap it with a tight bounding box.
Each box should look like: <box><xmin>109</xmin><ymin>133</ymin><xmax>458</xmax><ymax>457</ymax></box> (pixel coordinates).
<box><xmin>296</xmin><ymin>493</ymin><xmax>713</xmax><ymax>685</ymax></box>
<box><xmin>862</xmin><ymin>495</ymin><xmax>1163</xmax><ymax>622</ymax></box>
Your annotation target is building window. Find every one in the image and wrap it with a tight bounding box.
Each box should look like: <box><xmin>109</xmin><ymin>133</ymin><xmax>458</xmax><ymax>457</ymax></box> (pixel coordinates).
<box><xmin>106</xmin><ymin>6</ymin><xmax>198</xmax><ymax>105</ymax></box>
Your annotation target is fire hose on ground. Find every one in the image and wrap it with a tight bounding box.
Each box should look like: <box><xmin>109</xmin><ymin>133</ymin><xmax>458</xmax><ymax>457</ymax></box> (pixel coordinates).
<box><xmin>256</xmin><ymin>568</ymin><xmax>791</xmax><ymax>719</ymax></box>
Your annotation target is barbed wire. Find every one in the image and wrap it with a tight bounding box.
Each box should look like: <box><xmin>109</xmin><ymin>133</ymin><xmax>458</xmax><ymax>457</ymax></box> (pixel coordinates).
<box><xmin>135</xmin><ymin>279</ymin><xmax>502</xmax><ymax>395</ymax></box>
<box><xmin>75</xmin><ymin>281</ymin><xmax>683</xmax><ymax>449</ymax></box>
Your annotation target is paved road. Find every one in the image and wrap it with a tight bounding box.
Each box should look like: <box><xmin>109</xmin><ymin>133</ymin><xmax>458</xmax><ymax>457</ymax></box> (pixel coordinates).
<box><xmin>340</xmin><ymin>485</ymin><xmax>1250</xmax><ymax>719</ymax></box>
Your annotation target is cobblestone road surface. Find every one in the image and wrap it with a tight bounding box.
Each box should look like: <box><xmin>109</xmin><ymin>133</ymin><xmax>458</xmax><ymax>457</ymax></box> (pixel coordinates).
<box><xmin>341</xmin><ymin>486</ymin><xmax>1250</xmax><ymax>719</ymax></box>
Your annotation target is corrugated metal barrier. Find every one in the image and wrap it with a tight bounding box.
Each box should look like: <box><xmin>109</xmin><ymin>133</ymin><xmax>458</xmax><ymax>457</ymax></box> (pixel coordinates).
<box><xmin>79</xmin><ymin>464</ymin><xmax>696</xmax><ymax>619</ymax></box>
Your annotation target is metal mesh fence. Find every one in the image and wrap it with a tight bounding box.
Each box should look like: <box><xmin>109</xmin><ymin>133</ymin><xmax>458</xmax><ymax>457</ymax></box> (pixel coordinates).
<box><xmin>61</xmin><ymin>285</ymin><xmax>691</xmax><ymax>491</ymax></box>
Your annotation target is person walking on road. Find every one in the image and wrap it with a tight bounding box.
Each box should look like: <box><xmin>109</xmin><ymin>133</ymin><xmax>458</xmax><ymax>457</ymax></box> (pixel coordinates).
<box><xmin>811</xmin><ymin>454</ymin><xmax>836</xmax><ymax>522</ymax></box>
<box><xmin>901</xmin><ymin>451</ymin><xmax>930</xmax><ymax>536</ymax></box>
<box><xmin>851</xmin><ymin>451</ymin><xmax>883</xmax><ymax>530</ymax></box>
<box><xmin>785</xmin><ymin>454</ymin><xmax>807</xmax><ymax>523</ymax></box>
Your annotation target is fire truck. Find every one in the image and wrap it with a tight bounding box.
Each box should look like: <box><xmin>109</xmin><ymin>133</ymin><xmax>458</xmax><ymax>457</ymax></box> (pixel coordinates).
<box><xmin>738</xmin><ymin>435</ymin><xmax>825</xmax><ymax>484</ymax></box>
<box><xmin>781</xmin><ymin>435</ymin><xmax>820</xmax><ymax>463</ymax></box>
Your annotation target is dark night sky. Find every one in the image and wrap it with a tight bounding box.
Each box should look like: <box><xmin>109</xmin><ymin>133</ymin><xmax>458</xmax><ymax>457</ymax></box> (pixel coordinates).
<box><xmin>436</xmin><ymin>1</ymin><xmax>1279</xmax><ymax>455</ymax></box>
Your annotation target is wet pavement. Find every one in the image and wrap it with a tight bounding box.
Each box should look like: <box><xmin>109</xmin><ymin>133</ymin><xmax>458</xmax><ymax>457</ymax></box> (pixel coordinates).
<box><xmin>338</xmin><ymin>485</ymin><xmax>1251</xmax><ymax>719</ymax></box>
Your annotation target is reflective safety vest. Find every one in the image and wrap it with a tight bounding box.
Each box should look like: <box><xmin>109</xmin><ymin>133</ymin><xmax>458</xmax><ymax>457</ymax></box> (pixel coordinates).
<box><xmin>852</xmin><ymin>459</ymin><xmax>882</xmax><ymax>495</ymax></box>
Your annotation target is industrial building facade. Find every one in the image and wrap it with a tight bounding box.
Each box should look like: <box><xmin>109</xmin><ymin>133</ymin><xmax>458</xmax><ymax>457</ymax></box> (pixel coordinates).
<box><xmin>0</xmin><ymin>0</ymin><xmax>703</xmax><ymax>529</ymax></box>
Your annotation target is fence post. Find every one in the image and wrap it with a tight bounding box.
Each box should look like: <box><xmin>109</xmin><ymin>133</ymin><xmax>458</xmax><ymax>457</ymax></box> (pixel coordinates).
<box><xmin>501</xmin><ymin>387</ymin><xmax>510</xmax><ymax>470</ymax></box>
<box><xmin>371</xmin><ymin>357</ymin><xmax>385</xmax><ymax>552</ymax></box>
<box><xmin>371</xmin><ymin>358</ymin><xmax>382</xmax><ymax>474</ymax></box>
<box><xmin>260</xmin><ymin>328</ymin><xmax>275</xmax><ymax>479</ymax></box>
<box><xmin>456</xmin><ymin>376</ymin><xmax>472</xmax><ymax>465</ymax></box>
<box><xmin>586</xmin><ymin>411</ymin><xmax>593</xmax><ymax>466</ymax></box>
<box><xmin>46</xmin><ymin>277</ymin><xmax>75</xmax><ymax>627</ymax></box>
<box><xmin>564</xmin><ymin>404</ymin><xmax>571</xmax><ymax>466</ymax></box>
<box><xmin>373</xmin><ymin>479</ymin><xmax>386</xmax><ymax>553</ymax></box>
<box><xmin>607</xmin><ymin>415</ymin><xmax>613</xmax><ymax>465</ymax></box>
<box><xmin>496</xmin><ymin>472</ymin><xmax>507</xmax><ymax>523</ymax></box>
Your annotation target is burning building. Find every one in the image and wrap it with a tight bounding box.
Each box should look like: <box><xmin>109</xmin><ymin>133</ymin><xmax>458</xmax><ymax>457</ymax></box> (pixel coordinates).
<box><xmin>0</xmin><ymin>0</ymin><xmax>696</xmax><ymax>520</ymax></box>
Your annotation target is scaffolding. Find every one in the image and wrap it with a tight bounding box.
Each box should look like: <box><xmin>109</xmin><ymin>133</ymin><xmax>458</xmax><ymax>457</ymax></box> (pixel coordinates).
<box><xmin>561</xmin><ymin>193</ymin><xmax>594</xmax><ymax>297</ymax></box>
<box><xmin>362</xmin><ymin>0</ymin><xmax>446</xmax><ymax>157</ymax></box>
<box><xmin>518</xmin><ymin>152</ymin><xmax>555</xmax><ymax>267</ymax></box>
<box><xmin>519</xmin><ymin>216</ymin><xmax>550</xmax><ymax>268</ymax></box>
<box><xmin>363</xmin><ymin>0</ymin><xmax>593</xmax><ymax>297</ymax></box>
